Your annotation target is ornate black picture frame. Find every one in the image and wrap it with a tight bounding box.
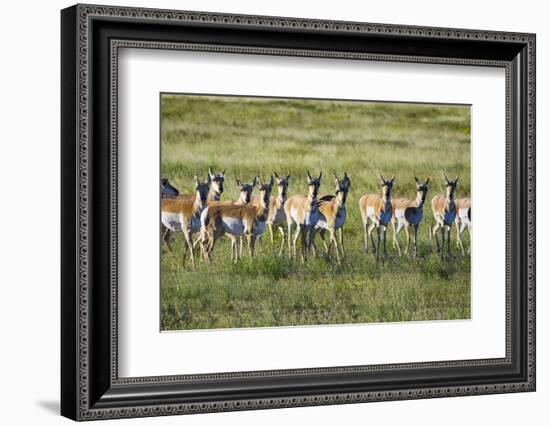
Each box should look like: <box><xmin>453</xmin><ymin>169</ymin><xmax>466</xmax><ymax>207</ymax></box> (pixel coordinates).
<box><xmin>61</xmin><ymin>4</ymin><xmax>536</xmax><ymax>421</ymax></box>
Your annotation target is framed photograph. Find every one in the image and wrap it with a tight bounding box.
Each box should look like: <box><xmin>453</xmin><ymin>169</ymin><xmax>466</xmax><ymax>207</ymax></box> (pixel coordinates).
<box><xmin>61</xmin><ymin>4</ymin><xmax>536</xmax><ymax>421</ymax></box>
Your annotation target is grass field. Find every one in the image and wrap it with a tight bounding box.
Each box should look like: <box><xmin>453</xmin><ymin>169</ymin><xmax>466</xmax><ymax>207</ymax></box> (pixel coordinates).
<box><xmin>160</xmin><ymin>94</ymin><xmax>471</xmax><ymax>331</ymax></box>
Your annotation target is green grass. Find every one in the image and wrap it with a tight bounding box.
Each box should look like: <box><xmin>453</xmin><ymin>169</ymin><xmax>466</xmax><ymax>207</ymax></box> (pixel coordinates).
<box><xmin>161</xmin><ymin>94</ymin><xmax>471</xmax><ymax>331</ymax></box>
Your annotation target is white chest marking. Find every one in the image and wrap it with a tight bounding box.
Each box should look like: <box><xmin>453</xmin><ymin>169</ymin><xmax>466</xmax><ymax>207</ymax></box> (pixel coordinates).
<box><xmin>304</xmin><ymin>206</ymin><xmax>319</xmax><ymax>227</ymax></box>
<box><xmin>405</xmin><ymin>207</ymin><xmax>423</xmax><ymax>226</ymax></box>
<box><xmin>272</xmin><ymin>206</ymin><xmax>286</xmax><ymax>226</ymax></box>
<box><xmin>334</xmin><ymin>208</ymin><xmax>346</xmax><ymax>229</ymax></box>
<box><xmin>189</xmin><ymin>215</ymin><xmax>201</xmax><ymax>232</ymax></box>
<box><xmin>444</xmin><ymin>209</ymin><xmax>456</xmax><ymax>225</ymax></box>
<box><xmin>380</xmin><ymin>209</ymin><xmax>392</xmax><ymax>226</ymax></box>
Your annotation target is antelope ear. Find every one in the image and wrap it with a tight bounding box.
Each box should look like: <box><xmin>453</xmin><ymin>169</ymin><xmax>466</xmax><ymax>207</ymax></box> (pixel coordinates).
<box><xmin>235</xmin><ymin>178</ymin><xmax>243</xmax><ymax>187</ymax></box>
<box><xmin>318</xmin><ymin>171</ymin><xmax>322</xmax><ymax>180</ymax></box>
<box><xmin>252</xmin><ymin>176</ymin><xmax>258</xmax><ymax>187</ymax></box>
<box><xmin>378</xmin><ymin>172</ymin><xmax>385</xmax><ymax>183</ymax></box>
<box><xmin>415</xmin><ymin>176</ymin><xmax>420</xmax><ymax>183</ymax></box>
<box><xmin>425</xmin><ymin>177</ymin><xmax>430</xmax><ymax>185</ymax></box>
<box><xmin>221</xmin><ymin>169</ymin><xmax>225</xmax><ymax>177</ymax></box>
<box><xmin>455</xmin><ymin>176</ymin><xmax>459</xmax><ymax>183</ymax></box>
<box><xmin>306</xmin><ymin>170</ymin><xmax>312</xmax><ymax>180</ymax></box>
<box><xmin>443</xmin><ymin>173</ymin><xmax>450</xmax><ymax>184</ymax></box>
<box><xmin>269</xmin><ymin>175</ymin><xmax>274</xmax><ymax>187</ymax></box>
<box><xmin>194</xmin><ymin>175</ymin><xmax>200</xmax><ymax>187</ymax></box>
<box><xmin>391</xmin><ymin>176</ymin><xmax>395</xmax><ymax>183</ymax></box>
<box><xmin>208</xmin><ymin>168</ymin><xmax>214</xmax><ymax>178</ymax></box>
<box><xmin>286</xmin><ymin>174</ymin><xmax>291</xmax><ymax>181</ymax></box>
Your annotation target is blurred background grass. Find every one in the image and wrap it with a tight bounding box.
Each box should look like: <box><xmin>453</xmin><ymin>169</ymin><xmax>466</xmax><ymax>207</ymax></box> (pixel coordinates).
<box><xmin>160</xmin><ymin>94</ymin><xmax>471</xmax><ymax>331</ymax></box>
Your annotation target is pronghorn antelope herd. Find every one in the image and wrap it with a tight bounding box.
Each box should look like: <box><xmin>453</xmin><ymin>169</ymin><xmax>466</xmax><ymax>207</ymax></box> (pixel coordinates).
<box><xmin>161</xmin><ymin>170</ymin><xmax>471</xmax><ymax>268</ymax></box>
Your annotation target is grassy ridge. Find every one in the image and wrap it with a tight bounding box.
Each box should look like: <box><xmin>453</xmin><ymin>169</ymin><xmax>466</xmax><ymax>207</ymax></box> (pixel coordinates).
<box><xmin>161</xmin><ymin>94</ymin><xmax>471</xmax><ymax>331</ymax></box>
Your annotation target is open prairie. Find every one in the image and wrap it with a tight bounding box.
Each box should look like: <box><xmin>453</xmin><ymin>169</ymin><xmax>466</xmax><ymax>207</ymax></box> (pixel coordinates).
<box><xmin>160</xmin><ymin>94</ymin><xmax>471</xmax><ymax>331</ymax></box>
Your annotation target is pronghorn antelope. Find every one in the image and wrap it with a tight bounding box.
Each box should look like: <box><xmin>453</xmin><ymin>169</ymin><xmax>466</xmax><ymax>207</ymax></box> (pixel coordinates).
<box><xmin>284</xmin><ymin>171</ymin><xmax>322</xmax><ymax>262</ymax></box>
<box><xmin>454</xmin><ymin>197</ymin><xmax>471</xmax><ymax>255</ymax></box>
<box><xmin>201</xmin><ymin>176</ymin><xmax>273</xmax><ymax>263</ymax></box>
<box><xmin>430</xmin><ymin>174</ymin><xmax>459</xmax><ymax>258</ymax></box>
<box><xmin>313</xmin><ymin>173</ymin><xmax>351</xmax><ymax>262</ymax></box>
<box><xmin>390</xmin><ymin>177</ymin><xmax>430</xmax><ymax>256</ymax></box>
<box><xmin>191</xmin><ymin>177</ymin><xmax>257</xmax><ymax>253</ymax></box>
<box><xmin>359</xmin><ymin>173</ymin><xmax>395</xmax><ymax>259</ymax></box>
<box><xmin>252</xmin><ymin>172</ymin><xmax>290</xmax><ymax>255</ymax></box>
<box><xmin>161</xmin><ymin>176</ymin><xmax>210</xmax><ymax>269</ymax></box>
<box><xmin>164</xmin><ymin>169</ymin><xmax>224</xmax><ymax>248</ymax></box>
<box><xmin>161</xmin><ymin>178</ymin><xmax>179</xmax><ymax>198</ymax></box>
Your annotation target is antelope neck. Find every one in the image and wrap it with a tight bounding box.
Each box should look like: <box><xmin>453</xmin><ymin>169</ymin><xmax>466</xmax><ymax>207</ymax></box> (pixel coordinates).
<box><xmin>209</xmin><ymin>190</ymin><xmax>221</xmax><ymax>201</ymax></box>
<box><xmin>256</xmin><ymin>201</ymin><xmax>269</xmax><ymax>221</ymax></box>
<box><xmin>193</xmin><ymin>195</ymin><xmax>204</xmax><ymax>214</ymax></box>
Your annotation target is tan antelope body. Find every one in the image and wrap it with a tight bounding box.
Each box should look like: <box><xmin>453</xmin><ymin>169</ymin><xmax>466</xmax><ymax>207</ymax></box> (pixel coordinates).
<box><xmin>359</xmin><ymin>174</ymin><xmax>395</xmax><ymax>259</ymax></box>
<box><xmin>251</xmin><ymin>172</ymin><xmax>290</xmax><ymax>255</ymax></box>
<box><xmin>391</xmin><ymin>177</ymin><xmax>430</xmax><ymax>256</ymax></box>
<box><xmin>454</xmin><ymin>197</ymin><xmax>471</xmax><ymax>254</ymax></box>
<box><xmin>284</xmin><ymin>171</ymin><xmax>322</xmax><ymax>262</ymax></box>
<box><xmin>161</xmin><ymin>176</ymin><xmax>209</xmax><ymax>269</ymax></box>
<box><xmin>201</xmin><ymin>177</ymin><xmax>273</xmax><ymax>263</ymax></box>
<box><xmin>430</xmin><ymin>175</ymin><xmax>459</xmax><ymax>258</ymax></box>
<box><xmin>313</xmin><ymin>173</ymin><xmax>351</xmax><ymax>262</ymax></box>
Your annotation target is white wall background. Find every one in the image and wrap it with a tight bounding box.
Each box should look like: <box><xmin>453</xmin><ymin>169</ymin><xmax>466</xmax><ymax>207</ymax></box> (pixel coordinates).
<box><xmin>0</xmin><ymin>0</ymin><xmax>546</xmax><ymax>424</ymax></box>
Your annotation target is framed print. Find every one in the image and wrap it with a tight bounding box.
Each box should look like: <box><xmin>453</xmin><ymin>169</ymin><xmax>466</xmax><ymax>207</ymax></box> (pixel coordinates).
<box><xmin>60</xmin><ymin>4</ymin><xmax>536</xmax><ymax>421</ymax></box>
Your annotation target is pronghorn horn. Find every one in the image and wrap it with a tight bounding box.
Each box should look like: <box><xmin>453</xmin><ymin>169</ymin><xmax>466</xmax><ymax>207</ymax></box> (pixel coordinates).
<box><xmin>415</xmin><ymin>176</ymin><xmax>420</xmax><ymax>183</ymax></box>
<box><xmin>194</xmin><ymin>175</ymin><xmax>200</xmax><ymax>187</ymax></box>
<box><xmin>286</xmin><ymin>173</ymin><xmax>291</xmax><ymax>180</ymax></box>
<box><xmin>208</xmin><ymin>168</ymin><xmax>214</xmax><ymax>178</ymax></box>
<box><xmin>425</xmin><ymin>177</ymin><xmax>430</xmax><ymax>185</ymax></box>
<box><xmin>318</xmin><ymin>171</ymin><xmax>322</xmax><ymax>180</ymax></box>
<box><xmin>378</xmin><ymin>171</ymin><xmax>385</xmax><ymax>182</ymax></box>
<box><xmin>221</xmin><ymin>169</ymin><xmax>225</xmax><ymax>175</ymax></box>
<box><xmin>235</xmin><ymin>178</ymin><xmax>243</xmax><ymax>187</ymax></box>
<box><xmin>252</xmin><ymin>176</ymin><xmax>258</xmax><ymax>187</ymax></box>
<box><xmin>343</xmin><ymin>172</ymin><xmax>350</xmax><ymax>187</ymax></box>
<box><xmin>306</xmin><ymin>170</ymin><xmax>312</xmax><ymax>180</ymax></box>
<box><xmin>257</xmin><ymin>176</ymin><xmax>263</xmax><ymax>186</ymax></box>
<box><xmin>443</xmin><ymin>173</ymin><xmax>450</xmax><ymax>183</ymax></box>
<box><xmin>269</xmin><ymin>175</ymin><xmax>274</xmax><ymax>186</ymax></box>
<box><xmin>274</xmin><ymin>171</ymin><xmax>279</xmax><ymax>178</ymax></box>
<box><xmin>391</xmin><ymin>176</ymin><xmax>395</xmax><ymax>182</ymax></box>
